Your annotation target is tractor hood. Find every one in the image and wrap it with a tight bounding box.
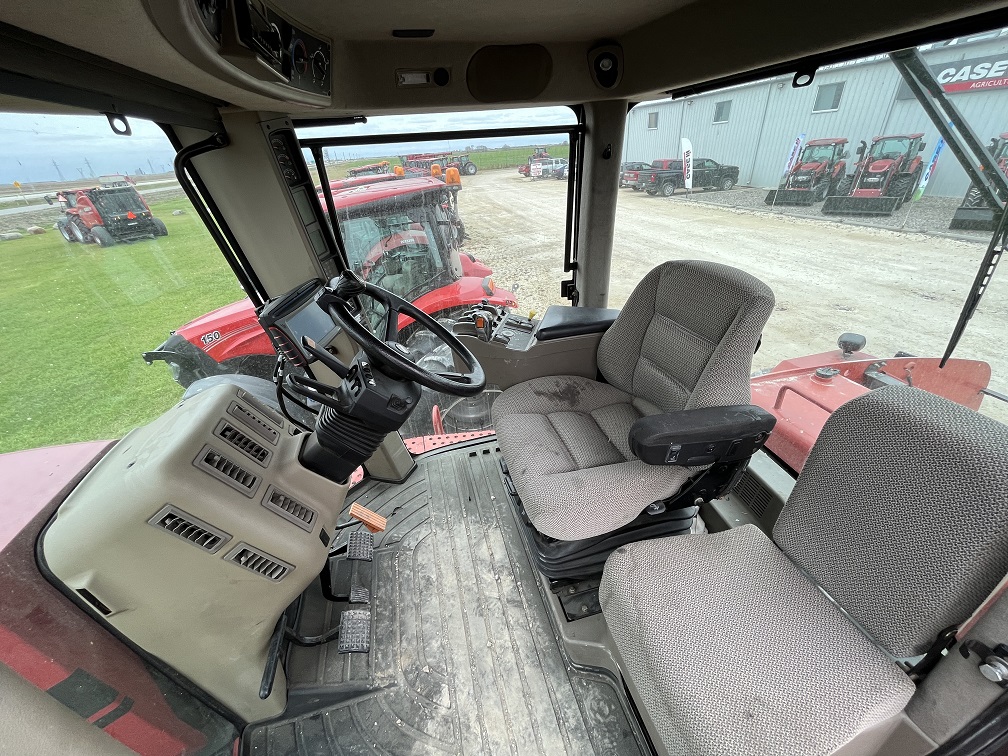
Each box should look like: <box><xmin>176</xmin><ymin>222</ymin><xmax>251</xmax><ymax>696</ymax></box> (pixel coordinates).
<box><xmin>866</xmin><ymin>158</ymin><xmax>897</xmax><ymax>172</ymax></box>
<box><xmin>794</xmin><ymin>160</ymin><xmax>828</xmax><ymax>174</ymax></box>
<box><xmin>175</xmin><ymin>299</ymin><xmax>256</xmax><ymax>341</ymax></box>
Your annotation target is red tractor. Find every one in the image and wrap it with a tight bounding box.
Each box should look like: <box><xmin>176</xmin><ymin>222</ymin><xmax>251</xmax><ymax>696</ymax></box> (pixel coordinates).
<box><xmin>346</xmin><ymin>161</ymin><xmax>390</xmax><ymax>177</ymax></box>
<box><xmin>400</xmin><ymin>152</ymin><xmax>478</xmax><ymax>176</ymax></box>
<box><xmin>949</xmin><ymin>132</ymin><xmax>1008</xmax><ymax>231</ymax></box>
<box><xmin>517</xmin><ymin>146</ymin><xmax>552</xmax><ymax>176</ymax></box>
<box><xmin>765</xmin><ymin>138</ymin><xmax>849</xmax><ymax>205</ymax></box>
<box><xmin>821</xmin><ymin>134</ymin><xmax>926</xmax><ymax>215</ymax></box>
<box><xmin>46</xmin><ymin>175</ymin><xmax>167</xmax><ymax>246</ymax></box>
<box><xmin>143</xmin><ymin>176</ymin><xmax>517</xmax><ymax>388</ymax></box>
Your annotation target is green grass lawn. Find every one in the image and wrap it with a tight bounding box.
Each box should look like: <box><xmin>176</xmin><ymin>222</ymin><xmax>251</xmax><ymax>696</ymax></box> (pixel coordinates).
<box><xmin>0</xmin><ymin>197</ymin><xmax>246</xmax><ymax>454</ymax></box>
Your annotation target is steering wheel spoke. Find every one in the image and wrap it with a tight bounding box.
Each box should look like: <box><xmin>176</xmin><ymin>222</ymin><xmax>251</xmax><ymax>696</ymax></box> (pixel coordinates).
<box><xmin>436</xmin><ymin>371</ymin><xmax>473</xmax><ymax>385</ymax></box>
<box><xmin>384</xmin><ymin>301</ymin><xmax>401</xmax><ymax>342</ymax></box>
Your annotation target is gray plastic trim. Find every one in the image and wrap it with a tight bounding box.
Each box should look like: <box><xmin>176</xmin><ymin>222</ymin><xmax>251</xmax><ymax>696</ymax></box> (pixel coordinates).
<box><xmin>261</xmin><ymin>485</ymin><xmax>316</xmax><ymax>532</ymax></box>
<box><xmin>193</xmin><ymin>444</ymin><xmax>261</xmax><ymax>498</ymax></box>
<box><xmin>148</xmin><ymin>504</ymin><xmax>232</xmax><ymax>554</ymax></box>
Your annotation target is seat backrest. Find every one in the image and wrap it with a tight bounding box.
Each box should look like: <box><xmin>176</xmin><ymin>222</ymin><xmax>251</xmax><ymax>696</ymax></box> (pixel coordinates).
<box><xmin>774</xmin><ymin>385</ymin><xmax>1008</xmax><ymax>658</ymax></box>
<box><xmin>597</xmin><ymin>260</ymin><xmax>774</xmax><ymax>414</ymax></box>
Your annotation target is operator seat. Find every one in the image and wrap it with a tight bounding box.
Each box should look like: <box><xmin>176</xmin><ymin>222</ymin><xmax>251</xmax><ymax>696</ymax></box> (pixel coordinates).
<box><xmin>493</xmin><ymin>260</ymin><xmax>774</xmax><ymax>541</ymax></box>
<box><xmin>601</xmin><ymin>386</ymin><xmax>1008</xmax><ymax>756</ymax></box>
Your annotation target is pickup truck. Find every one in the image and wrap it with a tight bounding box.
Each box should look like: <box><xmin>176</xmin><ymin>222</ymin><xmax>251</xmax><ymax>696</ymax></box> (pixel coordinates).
<box><xmin>619</xmin><ymin>161</ymin><xmax>651</xmax><ymax>190</ymax></box>
<box><xmin>644</xmin><ymin>158</ymin><xmax>740</xmax><ymax>196</ymax></box>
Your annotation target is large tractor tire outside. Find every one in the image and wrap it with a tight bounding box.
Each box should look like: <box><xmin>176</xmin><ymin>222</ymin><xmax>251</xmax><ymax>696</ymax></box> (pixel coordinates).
<box><xmin>463</xmin><ymin>162</ymin><xmax>477</xmax><ymax>176</ymax></box>
<box><xmin>91</xmin><ymin>226</ymin><xmax>116</xmax><ymax>247</ymax></box>
<box><xmin>57</xmin><ymin>219</ymin><xmax>76</xmax><ymax>243</ymax></box>
<box><xmin>152</xmin><ymin>217</ymin><xmax>169</xmax><ymax>237</ymax></box>
<box><xmin>661</xmin><ymin>182</ymin><xmax>676</xmax><ymax>197</ymax></box>
<box><xmin>963</xmin><ymin>186</ymin><xmax>989</xmax><ymax>208</ymax></box>
<box><xmin>69</xmin><ymin>219</ymin><xmax>88</xmax><ymax>243</ymax></box>
<box><xmin>888</xmin><ymin>176</ymin><xmax>913</xmax><ymax>208</ymax></box>
<box><xmin>833</xmin><ymin>177</ymin><xmax>853</xmax><ymax>197</ymax></box>
<box><xmin>814</xmin><ymin>181</ymin><xmax>829</xmax><ymax>202</ymax></box>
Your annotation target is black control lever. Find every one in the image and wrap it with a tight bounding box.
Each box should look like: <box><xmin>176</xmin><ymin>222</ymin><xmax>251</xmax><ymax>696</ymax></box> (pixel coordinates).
<box><xmin>301</xmin><ymin>336</ymin><xmax>350</xmax><ymax>379</ymax></box>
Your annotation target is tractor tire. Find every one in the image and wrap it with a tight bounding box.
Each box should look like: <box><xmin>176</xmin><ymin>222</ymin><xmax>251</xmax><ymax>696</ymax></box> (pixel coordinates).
<box><xmin>888</xmin><ymin>176</ymin><xmax>913</xmax><ymax>208</ymax></box>
<box><xmin>91</xmin><ymin>226</ymin><xmax>116</xmax><ymax>247</ymax></box>
<box><xmin>463</xmin><ymin>162</ymin><xmax>477</xmax><ymax>176</ymax></box>
<box><xmin>646</xmin><ymin>188</ymin><xmax>658</xmax><ymax>196</ymax></box>
<box><xmin>661</xmin><ymin>182</ymin><xmax>676</xmax><ymax>197</ymax></box>
<box><xmin>719</xmin><ymin>176</ymin><xmax>736</xmax><ymax>191</ymax></box>
<box><xmin>151</xmin><ymin>217</ymin><xmax>169</xmax><ymax>237</ymax></box>
<box><xmin>905</xmin><ymin>168</ymin><xmax>923</xmax><ymax>202</ymax></box>
<box><xmin>57</xmin><ymin>219</ymin><xmax>76</xmax><ymax>243</ymax></box>
<box><xmin>814</xmin><ymin>181</ymin><xmax>829</xmax><ymax>202</ymax></box>
<box><xmin>834</xmin><ymin>177</ymin><xmax>853</xmax><ymax>197</ymax></box>
<box><xmin>70</xmin><ymin>219</ymin><xmax>88</xmax><ymax>243</ymax></box>
<box><xmin>963</xmin><ymin>185</ymin><xmax>989</xmax><ymax>209</ymax></box>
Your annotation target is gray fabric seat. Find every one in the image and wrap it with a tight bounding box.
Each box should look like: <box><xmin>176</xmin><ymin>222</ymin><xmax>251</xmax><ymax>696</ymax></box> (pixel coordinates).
<box><xmin>494</xmin><ymin>260</ymin><xmax>774</xmax><ymax>540</ymax></box>
<box><xmin>601</xmin><ymin>386</ymin><xmax>1008</xmax><ymax>756</ymax></box>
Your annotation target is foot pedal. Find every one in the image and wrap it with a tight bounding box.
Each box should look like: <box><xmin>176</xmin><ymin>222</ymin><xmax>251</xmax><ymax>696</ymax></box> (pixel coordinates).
<box><xmin>349</xmin><ymin>585</ymin><xmax>370</xmax><ymax>604</ymax></box>
<box><xmin>347</xmin><ymin>530</ymin><xmax>374</xmax><ymax>562</ymax></box>
<box><xmin>337</xmin><ymin>609</ymin><xmax>371</xmax><ymax>654</ymax></box>
<box><xmin>348</xmin><ymin>502</ymin><xmax>386</xmax><ymax>533</ymax></box>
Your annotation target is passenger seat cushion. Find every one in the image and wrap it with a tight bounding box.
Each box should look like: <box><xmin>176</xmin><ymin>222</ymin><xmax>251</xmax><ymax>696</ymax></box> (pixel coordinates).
<box><xmin>493</xmin><ymin>375</ymin><xmax>692</xmax><ymax>540</ymax></box>
<box><xmin>774</xmin><ymin>385</ymin><xmax>1008</xmax><ymax>658</ymax></box>
<box><xmin>600</xmin><ymin>525</ymin><xmax>914</xmax><ymax>756</ymax></box>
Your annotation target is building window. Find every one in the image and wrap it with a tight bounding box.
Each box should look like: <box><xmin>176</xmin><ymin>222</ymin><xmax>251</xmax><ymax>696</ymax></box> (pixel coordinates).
<box><xmin>647</xmin><ymin>111</ymin><xmax>659</xmax><ymax>129</ymax></box>
<box><xmin>713</xmin><ymin>100</ymin><xmax>732</xmax><ymax>123</ymax></box>
<box><xmin>813</xmin><ymin>82</ymin><xmax>845</xmax><ymax>112</ymax></box>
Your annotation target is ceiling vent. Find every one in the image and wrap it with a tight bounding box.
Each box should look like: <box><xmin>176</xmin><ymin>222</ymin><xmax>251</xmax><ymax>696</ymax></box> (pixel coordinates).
<box><xmin>227</xmin><ymin>400</ymin><xmax>280</xmax><ymax>445</ymax></box>
<box><xmin>225</xmin><ymin>543</ymin><xmax>292</xmax><ymax>581</ymax></box>
<box><xmin>194</xmin><ymin>446</ymin><xmax>260</xmax><ymax>498</ymax></box>
<box><xmin>149</xmin><ymin>505</ymin><xmax>230</xmax><ymax>553</ymax></box>
<box><xmin>215</xmin><ymin>420</ymin><xmax>271</xmax><ymax>467</ymax></box>
<box><xmin>262</xmin><ymin>486</ymin><xmax>316</xmax><ymax>531</ymax></box>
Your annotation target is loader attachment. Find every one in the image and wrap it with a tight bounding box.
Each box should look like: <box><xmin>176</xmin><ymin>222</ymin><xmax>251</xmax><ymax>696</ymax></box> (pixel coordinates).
<box><xmin>765</xmin><ymin>188</ymin><xmax>818</xmax><ymax>206</ymax></box>
<box><xmin>821</xmin><ymin>194</ymin><xmax>901</xmax><ymax>216</ymax></box>
<box><xmin>949</xmin><ymin>206</ymin><xmax>1000</xmax><ymax>232</ymax></box>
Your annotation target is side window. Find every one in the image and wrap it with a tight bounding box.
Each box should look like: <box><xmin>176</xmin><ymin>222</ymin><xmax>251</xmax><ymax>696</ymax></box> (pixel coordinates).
<box><xmin>647</xmin><ymin>111</ymin><xmax>659</xmax><ymax>129</ymax></box>
<box><xmin>713</xmin><ymin>100</ymin><xmax>732</xmax><ymax>123</ymax></box>
<box><xmin>813</xmin><ymin>81</ymin><xmax>845</xmax><ymax>112</ymax></box>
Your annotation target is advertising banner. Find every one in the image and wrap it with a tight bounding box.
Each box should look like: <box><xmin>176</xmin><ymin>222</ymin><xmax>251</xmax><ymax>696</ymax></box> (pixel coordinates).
<box><xmin>681</xmin><ymin>138</ymin><xmax>693</xmax><ymax>192</ymax></box>
<box><xmin>783</xmin><ymin>133</ymin><xmax>806</xmax><ymax>177</ymax></box>
<box><xmin>914</xmin><ymin>137</ymin><xmax>945</xmax><ymax>201</ymax></box>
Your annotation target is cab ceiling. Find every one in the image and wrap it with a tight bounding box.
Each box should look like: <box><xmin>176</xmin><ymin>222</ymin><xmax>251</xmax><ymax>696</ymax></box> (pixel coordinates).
<box><xmin>1</xmin><ymin>0</ymin><xmax>1007</xmax><ymax>119</ymax></box>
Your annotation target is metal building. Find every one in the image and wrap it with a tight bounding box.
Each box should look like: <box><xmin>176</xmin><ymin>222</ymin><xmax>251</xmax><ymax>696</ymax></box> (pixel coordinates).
<box><xmin>622</xmin><ymin>31</ymin><xmax>1008</xmax><ymax>198</ymax></box>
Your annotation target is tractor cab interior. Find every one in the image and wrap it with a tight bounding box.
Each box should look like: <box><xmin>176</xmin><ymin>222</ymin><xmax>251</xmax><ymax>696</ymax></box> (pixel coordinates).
<box><xmin>2</xmin><ymin>2</ymin><xmax>1008</xmax><ymax>756</ymax></box>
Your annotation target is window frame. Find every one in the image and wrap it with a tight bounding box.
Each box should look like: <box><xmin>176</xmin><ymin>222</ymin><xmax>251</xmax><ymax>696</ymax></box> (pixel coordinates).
<box><xmin>712</xmin><ymin>100</ymin><xmax>732</xmax><ymax>123</ymax></box>
<box><xmin>646</xmin><ymin>111</ymin><xmax>659</xmax><ymax>130</ymax></box>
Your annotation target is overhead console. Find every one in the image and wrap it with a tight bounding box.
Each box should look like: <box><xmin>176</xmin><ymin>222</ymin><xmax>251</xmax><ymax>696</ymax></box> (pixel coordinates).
<box><xmin>146</xmin><ymin>0</ymin><xmax>332</xmax><ymax>106</ymax></box>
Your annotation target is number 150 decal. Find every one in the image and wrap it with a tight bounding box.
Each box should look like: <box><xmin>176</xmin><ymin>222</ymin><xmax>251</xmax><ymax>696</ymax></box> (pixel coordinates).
<box><xmin>200</xmin><ymin>331</ymin><xmax>221</xmax><ymax>346</ymax></box>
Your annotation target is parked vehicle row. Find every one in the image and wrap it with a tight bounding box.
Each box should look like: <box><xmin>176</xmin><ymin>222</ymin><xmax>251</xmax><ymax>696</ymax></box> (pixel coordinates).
<box><xmin>619</xmin><ymin>158</ymin><xmax>740</xmax><ymax>196</ymax></box>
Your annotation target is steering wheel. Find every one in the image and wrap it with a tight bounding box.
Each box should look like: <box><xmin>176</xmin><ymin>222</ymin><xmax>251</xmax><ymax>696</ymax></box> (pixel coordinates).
<box><xmin>316</xmin><ymin>271</ymin><xmax>486</xmax><ymax>397</ymax></box>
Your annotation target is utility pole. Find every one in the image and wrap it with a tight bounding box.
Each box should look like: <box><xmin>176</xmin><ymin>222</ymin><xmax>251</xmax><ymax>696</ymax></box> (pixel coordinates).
<box><xmin>84</xmin><ymin>158</ymin><xmax>95</xmax><ymax>177</ymax></box>
<box><xmin>77</xmin><ymin>168</ymin><xmax>86</xmax><ymax>179</ymax></box>
<box><xmin>148</xmin><ymin>158</ymin><xmax>155</xmax><ymax>174</ymax></box>
<box><xmin>52</xmin><ymin>159</ymin><xmax>66</xmax><ymax>182</ymax></box>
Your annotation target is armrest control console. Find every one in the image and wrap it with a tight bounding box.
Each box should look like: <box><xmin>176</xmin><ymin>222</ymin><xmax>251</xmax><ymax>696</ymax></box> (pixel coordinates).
<box><xmin>629</xmin><ymin>405</ymin><xmax>776</xmax><ymax>467</ymax></box>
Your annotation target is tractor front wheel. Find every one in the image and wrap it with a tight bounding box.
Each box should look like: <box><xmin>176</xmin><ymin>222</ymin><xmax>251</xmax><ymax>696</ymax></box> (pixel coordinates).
<box><xmin>463</xmin><ymin>162</ymin><xmax>477</xmax><ymax>176</ymax></box>
<box><xmin>720</xmin><ymin>177</ymin><xmax>736</xmax><ymax>191</ymax></box>
<box><xmin>57</xmin><ymin>219</ymin><xmax>76</xmax><ymax>243</ymax></box>
<box><xmin>151</xmin><ymin>217</ymin><xmax>169</xmax><ymax>237</ymax></box>
<box><xmin>834</xmin><ymin>177</ymin><xmax>853</xmax><ymax>197</ymax></box>
<box><xmin>888</xmin><ymin>176</ymin><xmax>913</xmax><ymax>208</ymax></box>
<box><xmin>91</xmin><ymin>226</ymin><xmax>116</xmax><ymax>247</ymax></box>
<box><xmin>69</xmin><ymin>219</ymin><xmax>88</xmax><ymax>243</ymax></box>
<box><xmin>661</xmin><ymin>182</ymin><xmax>676</xmax><ymax>197</ymax></box>
<box><xmin>814</xmin><ymin>181</ymin><xmax>829</xmax><ymax>202</ymax></box>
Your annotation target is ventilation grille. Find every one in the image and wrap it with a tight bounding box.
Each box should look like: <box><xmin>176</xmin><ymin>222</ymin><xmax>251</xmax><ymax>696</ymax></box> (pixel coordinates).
<box><xmin>149</xmin><ymin>505</ymin><xmax>230</xmax><ymax>553</ymax></box>
<box><xmin>236</xmin><ymin>390</ymin><xmax>285</xmax><ymax>429</ymax></box>
<box><xmin>215</xmin><ymin>420</ymin><xmax>271</xmax><ymax>467</ymax></box>
<box><xmin>262</xmin><ymin>486</ymin><xmax>316</xmax><ymax>531</ymax></box>
<box><xmin>225</xmin><ymin>543</ymin><xmax>292</xmax><ymax>581</ymax></box>
<box><xmin>734</xmin><ymin>468</ymin><xmax>772</xmax><ymax>519</ymax></box>
<box><xmin>194</xmin><ymin>445</ymin><xmax>260</xmax><ymax>498</ymax></box>
<box><xmin>227</xmin><ymin>401</ymin><xmax>280</xmax><ymax>445</ymax></box>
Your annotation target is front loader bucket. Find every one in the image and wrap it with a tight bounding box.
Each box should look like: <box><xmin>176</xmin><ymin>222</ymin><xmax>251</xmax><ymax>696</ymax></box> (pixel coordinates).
<box><xmin>821</xmin><ymin>194</ymin><xmax>901</xmax><ymax>216</ymax></box>
<box><xmin>765</xmin><ymin>188</ymin><xmax>817</xmax><ymax>206</ymax></box>
<box><xmin>949</xmin><ymin>206</ymin><xmax>1000</xmax><ymax>232</ymax></box>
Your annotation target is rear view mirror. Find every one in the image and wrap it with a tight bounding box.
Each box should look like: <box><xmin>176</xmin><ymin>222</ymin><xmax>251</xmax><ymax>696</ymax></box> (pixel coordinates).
<box><xmin>856</xmin><ymin>141</ymin><xmax>866</xmax><ymax>156</ymax></box>
<box><xmin>841</xmin><ymin>151</ymin><xmax>850</xmax><ymax>160</ymax></box>
<box><xmin>919</xmin><ymin>142</ymin><xmax>926</xmax><ymax>152</ymax></box>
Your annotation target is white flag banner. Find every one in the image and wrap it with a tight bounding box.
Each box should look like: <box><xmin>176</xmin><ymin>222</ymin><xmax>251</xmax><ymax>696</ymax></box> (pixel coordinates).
<box><xmin>681</xmin><ymin>138</ymin><xmax>693</xmax><ymax>192</ymax></box>
<box><xmin>783</xmin><ymin>133</ymin><xmax>806</xmax><ymax>177</ymax></box>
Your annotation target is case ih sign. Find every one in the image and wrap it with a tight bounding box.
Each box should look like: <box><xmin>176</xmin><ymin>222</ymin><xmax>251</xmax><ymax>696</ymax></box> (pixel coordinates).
<box><xmin>934</xmin><ymin>54</ymin><xmax>1008</xmax><ymax>93</ymax></box>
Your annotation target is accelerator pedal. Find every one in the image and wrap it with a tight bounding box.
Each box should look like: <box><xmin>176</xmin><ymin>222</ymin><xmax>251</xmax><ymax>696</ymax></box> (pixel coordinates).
<box><xmin>349</xmin><ymin>585</ymin><xmax>371</xmax><ymax>604</ymax></box>
<box><xmin>337</xmin><ymin>609</ymin><xmax>372</xmax><ymax>654</ymax></box>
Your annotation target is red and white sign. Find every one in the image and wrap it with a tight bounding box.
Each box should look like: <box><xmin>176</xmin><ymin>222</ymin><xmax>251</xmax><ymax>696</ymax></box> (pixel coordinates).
<box><xmin>681</xmin><ymin>138</ymin><xmax>693</xmax><ymax>191</ymax></box>
<box><xmin>934</xmin><ymin>55</ymin><xmax>1008</xmax><ymax>93</ymax></box>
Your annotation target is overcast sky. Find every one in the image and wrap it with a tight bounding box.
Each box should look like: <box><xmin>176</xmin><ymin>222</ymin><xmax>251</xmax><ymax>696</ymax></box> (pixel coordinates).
<box><xmin>0</xmin><ymin>106</ymin><xmax>577</xmax><ymax>185</ymax></box>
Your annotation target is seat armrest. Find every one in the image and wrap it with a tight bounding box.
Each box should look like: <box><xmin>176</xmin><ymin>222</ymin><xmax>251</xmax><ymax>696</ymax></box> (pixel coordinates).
<box><xmin>629</xmin><ymin>405</ymin><xmax>776</xmax><ymax>466</ymax></box>
<box><xmin>535</xmin><ymin>305</ymin><xmax>620</xmax><ymax>341</ymax></box>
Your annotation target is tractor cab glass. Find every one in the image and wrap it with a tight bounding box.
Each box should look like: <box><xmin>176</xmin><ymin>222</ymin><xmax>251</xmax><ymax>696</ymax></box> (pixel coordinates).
<box><xmin>868</xmin><ymin>136</ymin><xmax>915</xmax><ymax>159</ymax></box>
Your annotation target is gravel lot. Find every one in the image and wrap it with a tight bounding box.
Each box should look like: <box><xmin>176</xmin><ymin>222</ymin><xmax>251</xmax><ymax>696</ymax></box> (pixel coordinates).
<box><xmin>460</xmin><ymin>169</ymin><xmax>1007</xmax><ymax>423</ymax></box>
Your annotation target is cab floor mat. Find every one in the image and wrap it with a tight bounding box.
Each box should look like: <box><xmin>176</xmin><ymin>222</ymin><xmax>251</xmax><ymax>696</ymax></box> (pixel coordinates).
<box><xmin>244</xmin><ymin>441</ymin><xmax>645</xmax><ymax>756</ymax></box>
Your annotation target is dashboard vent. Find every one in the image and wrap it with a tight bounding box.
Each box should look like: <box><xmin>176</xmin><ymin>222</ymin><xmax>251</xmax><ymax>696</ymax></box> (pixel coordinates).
<box><xmin>225</xmin><ymin>543</ymin><xmax>292</xmax><ymax>581</ymax></box>
<box><xmin>215</xmin><ymin>420</ymin><xmax>271</xmax><ymax>467</ymax></box>
<box><xmin>227</xmin><ymin>401</ymin><xmax>280</xmax><ymax>445</ymax></box>
<box><xmin>194</xmin><ymin>445</ymin><xmax>260</xmax><ymax>498</ymax></box>
<box><xmin>236</xmin><ymin>390</ymin><xmax>285</xmax><ymax>429</ymax></box>
<box><xmin>263</xmin><ymin>486</ymin><xmax>316</xmax><ymax>531</ymax></box>
<box><xmin>149</xmin><ymin>505</ymin><xmax>230</xmax><ymax>554</ymax></box>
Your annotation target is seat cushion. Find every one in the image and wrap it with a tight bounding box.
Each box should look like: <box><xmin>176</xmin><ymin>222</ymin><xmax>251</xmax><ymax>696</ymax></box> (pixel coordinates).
<box><xmin>493</xmin><ymin>375</ymin><xmax>691</xmax><ymax>540</ymax></box>
<box><xmin>600</xmin><ymin>525</ymin><xmax>914</xmax><ymax>756</ymax></box>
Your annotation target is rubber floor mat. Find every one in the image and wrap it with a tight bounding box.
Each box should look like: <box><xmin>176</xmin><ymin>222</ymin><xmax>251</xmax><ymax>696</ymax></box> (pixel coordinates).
<box><xmin>244</xmin><ymin>441</ymin><xmax>644</xmax><ymax>755</ymax></box>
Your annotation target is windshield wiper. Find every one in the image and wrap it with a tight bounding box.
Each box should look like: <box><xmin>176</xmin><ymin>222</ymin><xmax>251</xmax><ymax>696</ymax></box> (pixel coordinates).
<box><xmin>889</xmin><ymin>48</ymin><xmax>1008</xmax><ymax>367</ymax></box>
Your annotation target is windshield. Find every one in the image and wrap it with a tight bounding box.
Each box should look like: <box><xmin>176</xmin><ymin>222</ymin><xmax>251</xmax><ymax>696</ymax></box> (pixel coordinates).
<box><xmin>869</xmin><ymin>137</ymin><xmax>911</xmax><ymax>159</ymax></box>
<box><xmin>799</xmin><ymin>144</ymin><xmax>837</xmax><ymax>164</ymax></box>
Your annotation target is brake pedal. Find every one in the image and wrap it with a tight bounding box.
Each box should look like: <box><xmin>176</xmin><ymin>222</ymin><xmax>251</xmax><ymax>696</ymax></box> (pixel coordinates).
<box><xmin>349</xmin><ymin>585</ymin><xmax>370</xmax><ymax>604</ymax></box>
<box><xmin>337</xmin><ymin>609</ymin><xmax>371</xmax><ymax>654</ymax></box>
<box><xmin>347</xmin><ymin>530</ymin><xmax>374</xmax><ymax>561</ymax></box>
